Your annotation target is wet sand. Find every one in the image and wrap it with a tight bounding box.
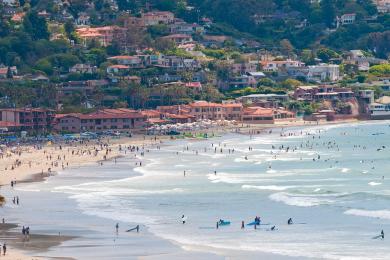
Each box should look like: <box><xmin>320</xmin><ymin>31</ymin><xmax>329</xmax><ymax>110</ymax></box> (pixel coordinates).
<box><xmin>0</xmin><ymin>223</ymin><xmax>74</xmax><ymax>260</ymax></box>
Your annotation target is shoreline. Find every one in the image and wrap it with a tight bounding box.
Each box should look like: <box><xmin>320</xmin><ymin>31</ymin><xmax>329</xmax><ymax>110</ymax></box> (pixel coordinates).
<box><xmin>0</xmin><ymin>223</ymin><xmax>75</xmax><ymax>260</ymax></box>
<box><xmin>0</xmin><ymin>118</ymin><xmax>384</xmax><ymax>260</ymax></box>
<box><xmin>0</xmin><ymin>135</ymin><xmax>168</xmax><ymax>259</ymax></box>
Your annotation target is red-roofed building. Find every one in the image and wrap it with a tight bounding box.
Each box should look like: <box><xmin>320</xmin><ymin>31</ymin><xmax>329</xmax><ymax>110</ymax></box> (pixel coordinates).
<box><xmin>242</xmin><ymin>107</ymin><xmax>295</xmax><ymax>124</ymax></box>
<box><xmin>164</xmin><ymin>113</ymin><xmax>196</xmax><ymax>124</ymax></box>
<box><xmin>0</xmin><ymin>108</ymin><xmax>55</xmax><ymax>133</ymax></box>
<box><xmin>0</xmin><ymin>66</ymin><xmax>17</xmax><ymax>78</ymax></box>
<box><xmin>76</xmin><ymin>26</ymin><xmax>125</xmax><ymax>47</ymax></box>
<box><xmin>11</xmin><ymin>12</ymin><xmax>25</xmax><ymax>22</ymax></box>
<box><xmin>156</xmin><ymin>105</ymin><xmax>191</xmax><ymax>115</ymax></box>
<box><xmin>141</xmin><ymin>11</ymin><xmax>175</xmax><ymax>26</ymax></box>
<box><xmin>185</xmin><ymin>82</ymin><xmax>202</xmax><ymax>91</ymax></box>
<box><xmin>106</xmin><ymin>64</ymin><xmax>130</xmax><ymax>74</ymax></box>
<box><xmin>188</xmin><ymin>101</ymin><xmax>242</xmax><ymax>121</ymax></box>
<box><xmin>54</xmin><ymin>109</ymin><xmax>146</xmax><ymax>132</ymax></box>
<box><xmin>161</xmin><ymin>34</ymin><xmax>193</xmax><ymax>44</ymax></box>
<box><xmin>0</xmin><ymin>121</ymin><xmax>23</xmax><ymax>133</ymax></box>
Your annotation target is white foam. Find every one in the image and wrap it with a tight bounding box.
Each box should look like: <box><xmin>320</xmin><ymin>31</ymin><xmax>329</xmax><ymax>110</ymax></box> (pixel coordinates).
<box><xmin>341</xmin><ymin>168</ymin><xmax>350</xmax><ymax>173</ymax></box>
<box><xmin>269</xmin><ymin>192</ymin><xmax>334</xmax><ymax>207</ymax></box>
<box><xmin>344</xmin><ymin>209</ymin><xmax>390</xmax><ymax>220</ymax></box>
<box><xmin>242</xmin><ymin>185</ymin><xmax>295</xmax><ymax>191</ymax></box>
<box><xmin>368</xmin><ymin>182</ymin><xmax>382</xmax><ymax>186</ymax></box>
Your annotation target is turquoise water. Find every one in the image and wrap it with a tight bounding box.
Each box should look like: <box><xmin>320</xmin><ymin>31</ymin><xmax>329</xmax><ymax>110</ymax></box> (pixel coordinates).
<box><xmin>7</xmin><ymin>121</ymin><xmax>390</xmax><ymax>259</ymax></box>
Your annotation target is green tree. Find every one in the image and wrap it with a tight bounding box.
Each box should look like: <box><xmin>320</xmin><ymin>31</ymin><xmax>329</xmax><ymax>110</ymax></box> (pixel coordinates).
<box><xmin>317</xmin><ymin>48</ymin><xmax>339</xmax><ymax>62</ymax></box>
<box><xmin>369</xmin><ymin>64</ymin><xmax>390</xmax><ymax>76</ymax></box>
<box><xmin>23</xmin><ymin>11</ymin><xmax>50</xmax><ymax>40</ymax></box>
<box><xmin>64</xmin><ymin>20</ymin><xmax>76</xmax><ymax>40</ymax></box>
<box><xmin>321</xmin><ymin>0</ymin><xmax>336</xmax><ymax>28</ymax></box>
<box><xmin>280</xmin><ymin>39</ymin><xmax>295</xmax><ymax>57</ymax></box>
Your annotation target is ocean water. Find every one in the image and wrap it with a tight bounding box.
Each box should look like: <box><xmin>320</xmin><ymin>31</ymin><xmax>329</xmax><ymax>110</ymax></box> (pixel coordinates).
<box><xmin>7</xmin><ymin>121</ymin><xmax>390</xmax><ymax>259</ymax></box>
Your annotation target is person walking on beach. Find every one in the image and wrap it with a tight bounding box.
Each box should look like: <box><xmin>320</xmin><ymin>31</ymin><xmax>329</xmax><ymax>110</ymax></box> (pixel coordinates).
<box><xmin>3</xmin><ymin>242</ymin><xmax>6</xmax><ymax>255</ymax></box>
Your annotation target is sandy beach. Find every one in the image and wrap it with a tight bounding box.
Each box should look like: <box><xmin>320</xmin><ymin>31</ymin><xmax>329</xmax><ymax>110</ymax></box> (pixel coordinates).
<box><xmin>0</xmin><ymin>118</ymin><xmax>364</xmax><ymax>259</ymax></box>
<box><xmin>0</xmin><ymin>134</ymin><xmax>172</xmax><ymax>259</ymax></box>
<box><xmin>0</xmin><ymin>135</ymin><xmax>172</xmax><ymax>186</ymax></box>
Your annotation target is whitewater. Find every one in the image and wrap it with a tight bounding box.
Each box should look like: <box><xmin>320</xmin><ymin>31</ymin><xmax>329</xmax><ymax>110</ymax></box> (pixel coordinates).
<box><xmin>6</xmin><ymin>121</ymin><xmax>390</xmax><ymax>259</ymax></box>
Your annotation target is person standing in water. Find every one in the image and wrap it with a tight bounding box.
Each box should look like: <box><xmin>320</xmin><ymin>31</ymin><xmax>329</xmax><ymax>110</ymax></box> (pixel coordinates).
<box><xmin>181</xmin><ymin>215</ymin><xmax>186</xmax><ymax>224</ymax></box>
<box><xmin>288</xmin><ymin>218</ymin><xmax>293</xmax><ymax>225</ymax></box>
<box><xmin>115</xmin><ymin>223</ymin><xmax>119</xmax><ymax>234</ymax></box>
<box><xmin>381</xmin><ymin>230</ymin><xmax>385</xmax><ymax>239</ymax></box>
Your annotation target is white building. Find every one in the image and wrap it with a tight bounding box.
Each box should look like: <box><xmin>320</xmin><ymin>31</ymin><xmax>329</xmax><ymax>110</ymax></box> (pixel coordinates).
<box><xmin>336</xmin><ymin>13</ymin><xmax>356</xmax><ymax>28</ymax></box>
<box><xmin>307</xmin><ymin>64</ymin><xmax>340</xmax><ymax>82</ymax></box>
<box><xmin>375</xmin><ymin>0</ymin><xmax>390</xmax><ymax>13</ymax></box>
<box><xmin>0</xmin><ymin>0</ymin><xmax>18</xmax><ymax>6</ymax></box>
<box><xmin>369</xmin><ymin>96</ymin><xmax>390</xmax><ymax>119</ymax></box>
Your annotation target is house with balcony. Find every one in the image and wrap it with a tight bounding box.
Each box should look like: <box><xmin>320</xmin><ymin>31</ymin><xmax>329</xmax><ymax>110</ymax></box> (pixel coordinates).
<box><xmin>242</xmin><ymin>107</ymin><xmax>295</xmax><ymax>124</ymax></box>
<box><xmin>141</xmin><ymin>11</ymin><xmax>175</xmax><ymax>26</ymax></box>
<box><xmin>69</xmin><ymin>64</ymin><xmax>97</xmax><ymax>74</ymax></box>
<box><xmin>293</xmin><ymin>85</ymin><xmax>354</xmax><ymax>101</ymax></box>
<box><xmin>238</xmin><ymin>94</ymin><xmax>289</xmax><ymax>108</ymax></box>
<box><xmin>227</xmin><ymin>75</ymin><xmax>257</xmax><ymax>89</ymax></box>
<box><xmin>231</xmin><ymin>63</ymin><xmax>258</xmax><ymax>75</ymax></box>
<box><xmin>54</xmin><ymin>109</ymin><xmax>146</xmax><ymax>132</ymax></box>
<box><xmin>161</xmin><ymin>34</ymin><xmax>193</xmax><ymax>44</ymax></box>
<box><xmin>188</xmin><ymin>101</ymin><xmax>243</xmax><ymax>121</ymax></box>
<box><xmin>107</xmin><ymin>56</ymin><xmax>144</xmax><ymax>68</ymax></box>
<box><xmin>260</xmin><ymin>60</ymin><xmax>305</xmax><ymax>72</ymax></box>
<box><xmin>0</xmin><ymin>108</ymin><xmax>55</xmax><ymax>133</ymax></box>
<box><xmin>307</xmin><ymin>64</ymin><xmax>340</xmax><ymax>82</ymax></box>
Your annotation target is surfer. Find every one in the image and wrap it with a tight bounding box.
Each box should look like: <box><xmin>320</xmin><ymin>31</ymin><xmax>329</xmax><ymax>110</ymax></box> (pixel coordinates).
<box><xmin>241</xmin><ymin>221</ymin><xmax>245</xmax><ymax>229</ymax></box>
<box><xmin>381</xmin><ymin>230</ymin><xmax>385</xmax><ymax>239</ymax></box>
<box><xmin>126</xmin><ymin>225</ymin><xmax>140</xmax><ymax>232</ymax></box>
<box><xmin>182</xmin><ymin>215</ymin><xmax>186</xmax><ymax>224</ymax></box>
<box><xmin>115</xmin><ymin>223</ymin><xmax>119</xmax><ymax>234</ymax></box>
<box><xmin>253</xmin><ymin>216</ymin><xmax>261</xmax><ymax>225</ymax></box>
<box><xmin>287</xmin><ymin>218</ymin><xmax>293</xmax><ymax>225</ymax></box>
<box><xmin>270</xmin><ymin>226</ymin><xmax>276</xmax><ymax>231</ymax></box>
